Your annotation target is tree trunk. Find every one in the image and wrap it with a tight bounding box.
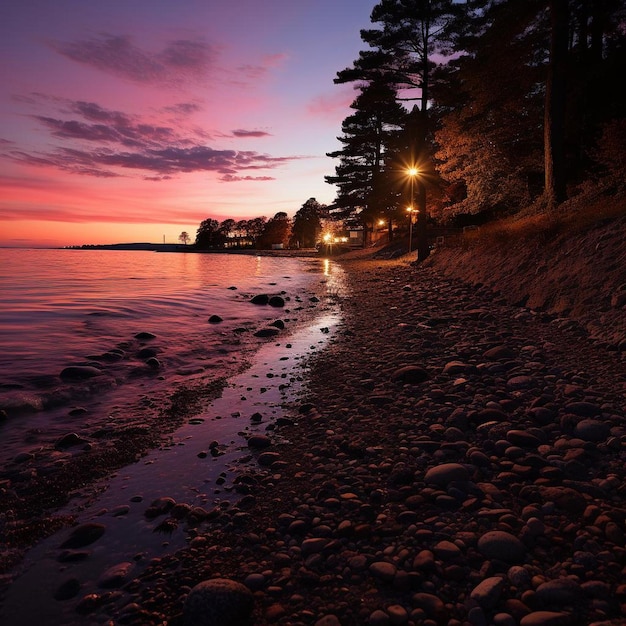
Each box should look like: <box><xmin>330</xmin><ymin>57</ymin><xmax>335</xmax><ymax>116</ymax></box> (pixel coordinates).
<box><xmin>544</xmin><ymin>0</ymin><xmax>569</xmax><ymax>208</ymax></box>
<box><xmin>415</xmin><ymin>179</ymin><xmax>429</xmax><ymax>262</ymax></box>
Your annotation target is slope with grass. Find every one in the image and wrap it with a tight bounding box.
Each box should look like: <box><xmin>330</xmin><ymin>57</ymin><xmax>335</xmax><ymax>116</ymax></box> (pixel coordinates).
<box><xmin>424</xmin><ymin>201</ymin><xmax>626</xmax><ymax>351</ymax></box>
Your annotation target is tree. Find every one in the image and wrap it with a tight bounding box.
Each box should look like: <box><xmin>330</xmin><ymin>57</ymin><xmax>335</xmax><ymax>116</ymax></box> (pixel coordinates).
<box><xmin>430</xmin><ymin>0</ymin><xmax>545</xmax><ymax>220</ymax></box>
<box><xmin>544</xmin><ymin>0</ymin><xmax>570</xmax><ymax>208</ymax></box>
<box><xmin>326</xmin><ymin>76</ymin><xmax>407</xmax><ymax>244</ymax></box>
<box><xmin>290</xmin><ymin>198</ymin><xmax>326</xmax><ymax>248</ymax></box>
<box><xmin>257</xmin><ymin>212</ymin><xmax>292</xmax><ymax>249</ymax></box>
<box><xmin>332</xmin><ymin>0</ymin><xmax>466</xmax><ymax>259</ymax></box>
<box><xmin>178</xmin><ymin>231</ymin><xmax>190</xmax><ymax>245</ymax></box>
<box><xmin>246</xmin><ymin>217</ymin><xmax>268</xmax><ymax>246</ymax></box>
<box><xmin>195</xmin><ymin>218</ymin><xmax>225</xmax><ymax>249</ymax></box>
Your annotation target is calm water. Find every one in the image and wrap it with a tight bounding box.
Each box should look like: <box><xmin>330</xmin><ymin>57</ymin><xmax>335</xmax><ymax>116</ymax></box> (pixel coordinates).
<box><xmin>0</xmin><ymin>248</ymin><xmax>342</xmax><ymax>456</ymax></box>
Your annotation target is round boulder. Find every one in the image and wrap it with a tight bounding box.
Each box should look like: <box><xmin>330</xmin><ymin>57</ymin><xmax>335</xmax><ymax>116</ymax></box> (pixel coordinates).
<box><xmin>425</xmin><ymin>463</ymin><xmax>469</xmax><ymax>487</ymax></box>
<box><xmin>183</xmin><ymin>578</ymin><xmax>254</xmax><ymax>626</ymax></box>
<box><xmin>478</xmin><ymin>531</ymin><xmax>526</xmax><ymax>563</ymax></box>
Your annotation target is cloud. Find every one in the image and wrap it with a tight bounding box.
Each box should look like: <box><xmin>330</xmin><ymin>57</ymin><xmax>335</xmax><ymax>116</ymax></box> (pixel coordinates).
<box><xmin>50</xmin><ymin>34</ymin><xmax>214</xmax><ymax>86</ymax></box>
<box><xmin>163</xmin><ymin>102</ymin><xmax>203</xmax><ymax>116</ymax></box>
<box><xmin>231</xmin><ymin>129</ymin><xmax>272</xmax><ymax>138</ymax></box>
<box><xmin>220</xmin><ymin>174</ymin><xmax>275</xmax><ymax>182</ymax></box>
<box><xmin>7</xmin><ymin>98</ymin><xmax>299</xmax><ymax>180</ymax></box>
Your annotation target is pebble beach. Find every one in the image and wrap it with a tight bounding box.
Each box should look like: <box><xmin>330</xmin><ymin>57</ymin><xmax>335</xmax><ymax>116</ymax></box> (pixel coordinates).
<box><xmin>3</xmin><ymin>254</ymin><xmax>626</xmax><ymax>626</ymax></box>
<box><xmin>94</xmin><ymin>257</ymin><xmax>626</xmax><ymax>625</ymax></box>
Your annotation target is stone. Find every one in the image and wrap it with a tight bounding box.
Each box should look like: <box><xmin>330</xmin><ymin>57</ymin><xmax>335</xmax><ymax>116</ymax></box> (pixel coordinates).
<box><xmin>247</xmin><ymin>435</ymin><xmax>271</xmax><ymax>449</ymax></box>
<box><xmin>424</xmin><ymin>462</ymin><xmax>469</xmax><ymax>486</ymax></box>
<box><xmin>60</xmin><ymin>523</ymin><xmax>106</xmax><ymax>549</ymax></box>
<box><xmin>54</xmin><ymin>577</ymin><xmax>81</xmax><ymax>601</ymax></box>
<box><xmin>250</xmin><ymin>294</ymin><xmax>269</xmax><ymax>305</ymax></box>
<box><xmin>519</xmin><ymin>611</ymin><xmax>571</xmax><ymax>626</ymax></box>
<box><xmin>98</xmin><ymin>562</ymin><xmax>134</xmax><ymax>588</ymax></box>
<box><xmin>208</xmin><ymin>315</ymin><xmax>223</xmax><ymax>323</ymax></box>
<box><xmin>477</xmin><ymin>531</ymin><xmax>526</xmax><ymax>563</ymax></box>
<box><xmin>253</xmin><ymin>328</ymin><xmax>280</xmax><ymax>337</ymax></box>
<box><xmin>369</xmin><ymin>561</ymin><xmax>397</xmax><ymax>582</ymax></box>
<box><xmin>574</xmin><ymin>419</ymin><xmax>610</xmax><ymax>442</ymax></box>
<box><xmin>390</xmin><ymin>365</ymin><xmax>429</xmax><ymax>384</ymax></box>
<box><xmin>60</xmin><ymin>365</ymin><xmax>102</xmax><ymax>381</ymax></box>
<box><xmin>268</xmin><ymin>296</ymin><xmax>285</xmax><ymax>307</ymax></box>
<box><xmin>471</xmin><ymin>576</ymin><xmax>505</xmax><ymax>609</ymax></box>
<box><xmin>183</xmin><ymin>578</ymin><xmax>254</xmax><ymax>626</ymax></box>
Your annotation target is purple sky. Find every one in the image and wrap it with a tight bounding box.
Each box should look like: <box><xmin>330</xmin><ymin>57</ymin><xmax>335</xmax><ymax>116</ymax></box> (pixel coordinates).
<box><xmin>0</xmin><ymin>0</ymin><xmax>378</xmax><ymax>246</ymax></box>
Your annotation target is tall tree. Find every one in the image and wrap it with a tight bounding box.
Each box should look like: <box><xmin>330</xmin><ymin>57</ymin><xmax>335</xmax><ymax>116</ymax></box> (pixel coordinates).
<box><xmin>326</xmin><ymin>75</ymin><xmax>407</xmax><ymax>244</ymax></box>
<box><xmin>544</xmin><ymin>0</ymin><xmax>570</xmax><ymax>208</ymax></box>
<box><xmin>290</xmin><ymin>198</ymin><xmax>326</xmax><ymax>248</ymax></box>
<box><xmin>334</xmin><ymin>0</ymin><xmax>465</xmax><ymax>259</ymax></box>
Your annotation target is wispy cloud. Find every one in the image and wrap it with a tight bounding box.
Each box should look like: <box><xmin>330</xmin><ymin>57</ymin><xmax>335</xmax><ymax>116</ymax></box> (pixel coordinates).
<box><xmin>50</xmin><ymin>34</ymin><xmax>214</xmax><ymax>86</ymax></box>
<box><xmin>5</xmin><ymin>99</ymin><xmax>299</xmax><ymax>181</ymax></box>
<box><xmin>231</xmin><ymin>129</ymin><xmax>272</xmax><ymax>138</ymax></box>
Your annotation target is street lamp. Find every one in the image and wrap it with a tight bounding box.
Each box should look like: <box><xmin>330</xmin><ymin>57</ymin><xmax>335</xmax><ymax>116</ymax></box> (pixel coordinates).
<box><xmin>406</xmin><ymin>167</ymin><xmax>419</xmax><ymax>253</ymax></box>
<box><xmin>406</xmin><ymin>206</ymin><xmax>418</xmax><ymax>253</ymax></box>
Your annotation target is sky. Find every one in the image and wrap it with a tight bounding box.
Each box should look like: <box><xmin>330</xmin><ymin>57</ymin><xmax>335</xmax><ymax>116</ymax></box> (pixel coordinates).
<box><xmin>0</xmin><ymin>0</ymin><xmax>379</xmax><ymax>247</ymax></box>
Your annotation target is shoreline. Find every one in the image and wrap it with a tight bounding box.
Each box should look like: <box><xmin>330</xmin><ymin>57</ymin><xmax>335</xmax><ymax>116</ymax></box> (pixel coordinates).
<box><xmin>0</xmin><ymin>261</ymin><xmax>344</xmax><ymax>599</ymax></box>
<box><xmin>148</xmin><ymin>259</ymin><xmax>625</xmax><ymax>624</ymax></box>
<box><xmin>2</xmin><ymin>255</ymin><xmax>625</xmax><ymax>625</ymax></box>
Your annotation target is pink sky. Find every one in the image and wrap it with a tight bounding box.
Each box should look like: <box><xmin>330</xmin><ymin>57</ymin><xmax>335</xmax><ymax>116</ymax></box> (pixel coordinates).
<box><xmin>0</xmin><ymin>0</ymin><xmax>378</xmax><ymax>247</ymax></box>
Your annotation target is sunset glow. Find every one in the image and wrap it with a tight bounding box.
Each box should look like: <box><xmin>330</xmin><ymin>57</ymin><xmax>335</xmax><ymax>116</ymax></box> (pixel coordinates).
<box><xmin>0</xmin><ymin>1</ymin><xmax>377</xmax><ymax>247</ymax></box>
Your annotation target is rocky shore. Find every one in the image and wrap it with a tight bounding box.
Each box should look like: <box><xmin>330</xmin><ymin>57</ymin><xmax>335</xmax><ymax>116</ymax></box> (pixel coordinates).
<box><xmin>1</xmin><ymin>217</ymin><xmax>625</xmax><ymax>625</ymax></box>
<box><xmin>64</xmin><ymin>252</ymin><xmax>625</xmax><ymax>626</ymax></box>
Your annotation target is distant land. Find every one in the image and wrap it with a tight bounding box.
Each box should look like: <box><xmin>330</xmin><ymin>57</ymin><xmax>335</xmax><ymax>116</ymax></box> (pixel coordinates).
<box><xmin>63</xmin><ymin>242</ymin><xmax>188</xmax><ymax>252</ymax></box>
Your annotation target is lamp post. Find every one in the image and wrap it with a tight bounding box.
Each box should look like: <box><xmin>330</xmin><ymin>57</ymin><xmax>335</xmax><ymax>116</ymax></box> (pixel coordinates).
<box><xmin>407</xmin><ymin>206</ymin><xmax>417</xmax><ymax>253</ymax></box>
<box><xmin>406</xmin><ymin>167</ymin><xmax>418</xmax><ymax>253</ymax></box>
<box><xmin>406</xmin><ymin>165</ymin><xmax>429</xmax><ymax>262</ymax></box>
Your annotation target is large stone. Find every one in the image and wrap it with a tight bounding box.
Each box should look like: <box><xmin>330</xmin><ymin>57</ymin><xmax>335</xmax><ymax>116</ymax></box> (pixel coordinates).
<box><xmin>183</xmin><ymin>578</ymin><xmax>254</xmax><ymax>626</ymax></box>
<box><xmin>60</xmin><ymin>366</ymin><xmax>102</xmax><ymax>381</ymax></box>
<box><xmin>60</xmin><ymin>523</ymin><xmax>106</xmax><ymax>549</ymax></box>
<box><xmin>477</xmin><ymin>531</ymin><xmax>526</xmax><ymax>563</ymax></box>
<box><xmin>391</xmin><ymin>365</ymin><xmax>429</xmax><ymax>384</ymax></box>
<box><xmin>424</xmin><ymin>463</ymin><xmax>469</xmax><ymax>486</ymax></box>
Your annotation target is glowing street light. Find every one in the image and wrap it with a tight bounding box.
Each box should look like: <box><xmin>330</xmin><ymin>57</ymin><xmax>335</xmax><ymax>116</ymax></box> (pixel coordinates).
<box><xmin>406</xmin><ymin>167</ymin><xmax>419</xmax><ymax>253</ymax></box>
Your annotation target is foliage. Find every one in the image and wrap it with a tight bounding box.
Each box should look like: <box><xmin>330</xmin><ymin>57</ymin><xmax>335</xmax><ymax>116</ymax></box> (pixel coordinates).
<box><xmin>290</xmin><ymin>198</ymin><xmax>327</xmax><ymax>248</ymax></box>
<box><xmin>257</xmin><ymin>212</ymin><xmax>292</xmax><ymax>249</ymax></box>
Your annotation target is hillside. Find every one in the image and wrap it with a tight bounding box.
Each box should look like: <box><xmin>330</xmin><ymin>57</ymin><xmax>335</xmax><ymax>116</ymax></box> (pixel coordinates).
<box><xmin>425</xmin><ymin>213</ymin><xmax>625</xmax><ymax>352</ymax></box>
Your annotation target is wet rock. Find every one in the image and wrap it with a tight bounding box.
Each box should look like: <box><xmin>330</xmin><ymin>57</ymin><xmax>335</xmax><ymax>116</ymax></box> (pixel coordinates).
<box><xmin>60</xmin><ymin>366</ymin><xmax>102</xmax><ymax>381</ymax></box>
<box><xmin>183</xmin><ymin>578</ymin><xmax>254</xmax><ymax>626</ymax></box>
<box><xmin>54</xmin><ymin>577</ymin><xmax>81</xmax><ymax>601</ymax></box>
<box><xmin>254</xmin><ymin>328</ymin><xmax>280</xmax><ymax>337</ymax></box>
<box><xmin>250</xmin><ymin>294</ymin><xmax>269</xmax><ymax>305</ymax></box>
<box><xmin>98</xmin><ymin>561</ymin><xmax>134</xmax><ymax>589</ymax></box>
<box><xmin>208</xmin><ymin>315</ymin><xmax>223</xmax><ymax>323</ymax></box>
<box><xmin>247</xmin><ymin>435</ymin><xmax>272</xmax><ymax>449</ymax></box>
<box><xmin>269</xmin><ymin>296</ymin><xmax>285</xmax><ymax>307</ymax></box>
<box><xmin>60</xmin><ymin>523</ymin><xmax>106</xmax><ymax>549</ymax></box>
<box><xmin>55</xmin><ymin>432</ymin><xmax>86</xmax><ymax>449</ymax></box>
<box><xmin>135</xmin><ymin>332</ymin><xmax>156</xmax><ymax>339</ymax></box>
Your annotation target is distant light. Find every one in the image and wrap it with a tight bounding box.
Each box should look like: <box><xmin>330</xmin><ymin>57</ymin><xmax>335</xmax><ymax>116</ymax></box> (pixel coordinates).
<box><xmin>407</xmin><ymin>167</ymin><xmax>419</xmax><ymax>177</ymax></box>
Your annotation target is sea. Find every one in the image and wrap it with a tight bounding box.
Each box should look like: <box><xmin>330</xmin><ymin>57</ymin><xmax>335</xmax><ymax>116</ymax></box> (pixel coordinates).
<box><xmin>0</xmin><ymin>247</ymin><xmax>346</xmax><ymax>625</ymax></box>
<box><xmin>0</xmin><ymin>247</ymin><xmax>347</xmax><ymax>461</ymax></box>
